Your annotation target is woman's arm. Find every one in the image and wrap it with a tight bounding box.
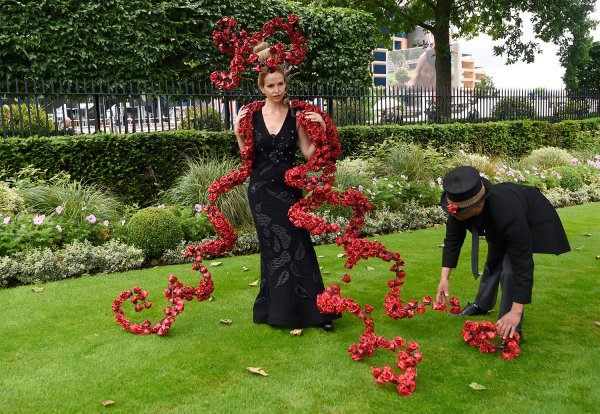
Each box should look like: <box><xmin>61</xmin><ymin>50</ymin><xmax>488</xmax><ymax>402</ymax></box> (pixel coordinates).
<box><xmin>234</xmin><ymin>106</ymin><xmax>249</xmax><ymax>152</ymax></box>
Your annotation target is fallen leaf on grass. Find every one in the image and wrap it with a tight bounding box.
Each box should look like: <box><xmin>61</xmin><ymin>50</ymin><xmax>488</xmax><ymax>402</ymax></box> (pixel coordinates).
<box><xmin>100</xmin><ymin>400</ymin><xmax>115</xmax><ymax>407</ymax></box>
<box><xmin>317</xmin><ymin>255</ymin><xmax>325</xmax><ymax>258</ymax></box>
<box><xmin>595</xmin><ymin>321</ymin><xmax>600</xmax><ymax>327</ymax></box>
<box><xmin>290</xmin><ymin>329</ymin><xmax>303</xmax><ymax>336</ymax></box>
<box><xmin>595</xmin><ymin>255</ymin><xmax>600</xmax><ymax>260</ymax></box>
<box><xmin>247</xmin><ymin>367</ymin><xmax>268</xmax><ymax>376</ymax></box>
<box><xmin>469</xmin><ymin>382</ymin><xmax>486</xmax><ymax>390</ymax></box>
<box><xmin>437</xmin><ymin>244</ymin><xmax>445</xmax><ymax>248</ymax></box>
<box><xmin>582</xmin><ymin>233</ymin><xmax>592</xmax><ymax>237</ymax></box>
<box><xmin>219</xmin><ymin>319</ymin><xmax>232</xmax><ymax>325</ymax></box>
<box><xmin>336</xmin><ymin>253</ymin><xmax>345</xmax><ymax>258</ymax></box>
<box><xmin>208</xmin><ymin>296</ymin><xmax>215</xmax><ymax>302</ymax></box>
<box><xmin>248</xmin><ymin>279</ymin><xmax>259</xmax><ymax>287</ymax></box>
<box><xmin>366</xmin><ymin>266</ymin><xmax>375</xmax><ymax>271</ymax></box>
<box><xmin>31</xmin><ymin>286</ymin><xmax>44</xmax><ymax>293</ymax></box>
<box><xmin>323</xmin><ymin>271</ymin><xmax>330</xmax><ymax>274</ymax></box>
<box><xmin>210</xmin><ymin>261</ymin><xmax>223</xmax><ymax>266</ymax></box>
<box><xmin>574</xmin><ymin>246</ymin><xmax>584</xmax><ymax>251</ymax></box>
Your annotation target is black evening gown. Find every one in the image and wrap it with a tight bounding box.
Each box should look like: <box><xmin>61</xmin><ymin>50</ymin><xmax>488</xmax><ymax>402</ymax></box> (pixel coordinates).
<box><xmin>248</xmin><ymin>108</ymin><xmax>340</xmax><ymax>327</ymax></box>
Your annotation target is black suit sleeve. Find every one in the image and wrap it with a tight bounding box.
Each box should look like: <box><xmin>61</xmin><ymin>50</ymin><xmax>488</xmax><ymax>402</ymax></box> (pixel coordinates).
<box><xmin>502</xmin><ymin>214</ymin><xmax>534</xmax><ymax>304</ymax></box>
<box><xmin>442</xmin><ymin>216</ymin><xmax>466</xmax><ymax>268</ymax></box>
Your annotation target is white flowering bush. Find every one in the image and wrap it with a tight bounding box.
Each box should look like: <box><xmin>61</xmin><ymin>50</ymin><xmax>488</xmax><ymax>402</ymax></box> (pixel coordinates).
<box><xmin>0</xmin><ymin>240</ymin><xmax>144</xmax><ymax>287</ymax></box>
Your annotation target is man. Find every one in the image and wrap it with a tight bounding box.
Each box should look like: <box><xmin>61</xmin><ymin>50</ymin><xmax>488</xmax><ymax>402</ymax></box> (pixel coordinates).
<box><xmin>435</xmin><ymin>166</ymin><xmax>570</xmax><ymax>342</ymax></box>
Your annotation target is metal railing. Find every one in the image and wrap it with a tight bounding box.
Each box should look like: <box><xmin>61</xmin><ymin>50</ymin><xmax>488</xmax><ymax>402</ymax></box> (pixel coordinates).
<box><xmin>1</xmin><ymin>79</ymin><xmax>599</xmax><ymax>138</ymax></box>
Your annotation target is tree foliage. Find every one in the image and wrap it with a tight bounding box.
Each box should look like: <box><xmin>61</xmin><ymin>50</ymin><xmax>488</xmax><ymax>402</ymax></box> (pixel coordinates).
<box><xmin>0</xmin><ymin>1</ymin><xmax>378</xmax><ymax>85</ymax></box>
<box><xmin>301</xmin><ymin>0</ymin><xmax>597</xmax><ymax>92</ymax></box>
<box><xmin>566</xmin><ymin>41</ymin><xmax>600</xmax><ymax>90</ymax></box>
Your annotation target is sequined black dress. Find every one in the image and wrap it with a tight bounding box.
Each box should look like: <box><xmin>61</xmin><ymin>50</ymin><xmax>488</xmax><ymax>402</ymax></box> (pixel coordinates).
<box><xmin>248</xmin><ymin>108</ymin><xmax>339</xmax><ymax>327</ymax></box>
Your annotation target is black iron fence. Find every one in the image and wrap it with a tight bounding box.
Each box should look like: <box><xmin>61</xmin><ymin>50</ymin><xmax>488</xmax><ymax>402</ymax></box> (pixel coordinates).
<box><xmin>1</xmin><ymin>79</ymin><xmax>599</xmax><ymax>138</ymax></box>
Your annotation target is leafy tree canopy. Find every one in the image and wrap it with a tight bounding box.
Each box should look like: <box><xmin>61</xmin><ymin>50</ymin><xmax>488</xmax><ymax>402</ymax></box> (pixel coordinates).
<box><xmin>301</xmin><ymin>0</ymin><xmax>597</xmax><ymax>91</ymax></box>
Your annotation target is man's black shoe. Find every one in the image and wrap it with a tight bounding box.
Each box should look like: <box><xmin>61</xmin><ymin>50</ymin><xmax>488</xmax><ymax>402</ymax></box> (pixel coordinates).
<box><xmin>321</xmin><ymin>321</ymin><xmax>334</xmax><ymax>331</ymax></box>
<box><xmin>456</xmin><ymin>302</ymin><xmax>487</xmax><ymax>317</ymax></box>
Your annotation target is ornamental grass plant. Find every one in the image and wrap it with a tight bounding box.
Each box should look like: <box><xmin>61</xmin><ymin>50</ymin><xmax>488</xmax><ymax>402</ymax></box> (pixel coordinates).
<box><xmin>0</xmin><ymin>203</ymin><xmax>598</xmax><ymax>413</ymax></box>
<box><xmin>164</xmin><ymin>155</ymin><xmax>254</xmax><ymax>230</ymax></box>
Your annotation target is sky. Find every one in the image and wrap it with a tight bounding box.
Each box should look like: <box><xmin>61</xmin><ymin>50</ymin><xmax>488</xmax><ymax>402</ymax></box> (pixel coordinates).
<box><xmin>459</xmin><ymin>3</ymin><xmax>600</xmax><ymax>89</ymax></box>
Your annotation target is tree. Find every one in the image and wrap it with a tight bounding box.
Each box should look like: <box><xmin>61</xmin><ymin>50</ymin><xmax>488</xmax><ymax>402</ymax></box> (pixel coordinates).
<box><xmin>566</xmin><ymin>41</ymin><xmax>600</xmax><ymax>90</ymax></box>
<box><xmin>474</xmin><ymin>75</ymin><xmax>497</xmax><ymax>97</ymax></box>
<box><xmin>300</xmin><ymin>0</ymin><xmax>596</xmax><ymax>115</ymax></box>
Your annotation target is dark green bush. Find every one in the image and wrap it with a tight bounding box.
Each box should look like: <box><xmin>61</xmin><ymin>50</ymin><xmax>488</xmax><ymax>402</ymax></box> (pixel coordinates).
<box><xmin>126</xmin><ymin>207</ymin><xmax>183</xmax><ymax>258</ymax></box>
<box><xmin>491</xmin><ymin>97</ymin><xmax>536</xmax><ymax>121</ymax></box>
<box><xmin>554</xmin><ymin>166</ymin><xmax>584</xmax><ymax>191</ymax></box>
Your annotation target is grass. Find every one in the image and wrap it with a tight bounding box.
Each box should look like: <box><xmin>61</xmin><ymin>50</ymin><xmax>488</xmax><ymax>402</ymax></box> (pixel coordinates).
<box><xmin>1</xmin><ymin>203</ymin><xmax>599</xmax><ymax>413</ymax></box>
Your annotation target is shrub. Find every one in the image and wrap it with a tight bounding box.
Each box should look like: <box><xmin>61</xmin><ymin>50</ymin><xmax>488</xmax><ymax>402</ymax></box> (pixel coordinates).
<box><xmin>521</xmin><ymin>146</ymin><xmax>573</xmax><ymax>170</ymax></box>
<box><xmin>126</xmin><ymin>207</ymin><xmax>184</xmax><ymax>258</ymax></box>
<box><xmin>164</xmin><ymin>156</ymin><xmax>253</xmax><ymax>230</ymax></box>
<box><xmin>552</xmin><ymin>99</ymin><xmax>590</xmax><ymax>122</ymax></box>
<box><xmin>177</xmin><ymin>207</ymin><xmax>216</xmax><ymax>242</ymax></box>
<box><xmin>179</xmin><ymin>106</ymin><xmax>224</xmax><ymax>131</ymax></box>
<box><xmin>1</xmin><ymin>103</ymin><xmax>55</xmax><ymax>137</ymax></box>
<box><xmin>0</xmin><ymin>239</ymin><xmax>144</xmax><ymax>287</ymax></box>
<box><xmin>0</xmin><ymin>182</ymin><xmax>26</xmax><ymax>212</ymax></box>
<box><xmin>449</xmin><ymin>152</ymin><xmax>500</xmax><ymax>178</ymax></box>
<box><xmin>554</xmin><ymin>166</ymin><xmax>584</xmax><ymax>191</ymax></box>
<box><xmin>492</xmin><ymin>97</ymin><xmax>536</xmax><ymax>120</ymax></box>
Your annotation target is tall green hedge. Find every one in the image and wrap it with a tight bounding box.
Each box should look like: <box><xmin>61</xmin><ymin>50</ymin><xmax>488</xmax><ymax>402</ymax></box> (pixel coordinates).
<box><xmin>0</xmin><ymin>2</ymin><xmax>378</xmax><ymax>86</ymax></box>
<box><xmin>1</xmin><ymin>118</ymin><xmax>598</xmax><ymax>205</ymax></box>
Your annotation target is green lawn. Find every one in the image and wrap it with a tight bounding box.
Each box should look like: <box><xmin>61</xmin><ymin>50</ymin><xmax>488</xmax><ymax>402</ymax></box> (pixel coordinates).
<box><xmin>1</xmin><ymin>203</ymin><xmax>599</xmax><ymax>413</ymax></box>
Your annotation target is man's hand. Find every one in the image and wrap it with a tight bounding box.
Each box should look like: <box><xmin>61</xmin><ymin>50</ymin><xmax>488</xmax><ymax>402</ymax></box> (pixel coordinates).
<box><xmin>436</xmin><ymin>279</ymin><xmax>449</xmax><ymax>304</ymax></box>
<box><xmin>496</xmin><ymin>303</ymin><xmax>524</xmax><ymax>339</ymax></box>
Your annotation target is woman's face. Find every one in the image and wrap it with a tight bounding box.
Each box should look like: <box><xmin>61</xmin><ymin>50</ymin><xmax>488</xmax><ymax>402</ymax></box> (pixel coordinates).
<box><xmin>260</xmin><ymin>71</ymin><xmax>286</xmax><ymax>103</ymax></box>
<box><xmin>420</xmin><ymin>63</ymin><xmax>435</xmax><ymax>86</ymax></box>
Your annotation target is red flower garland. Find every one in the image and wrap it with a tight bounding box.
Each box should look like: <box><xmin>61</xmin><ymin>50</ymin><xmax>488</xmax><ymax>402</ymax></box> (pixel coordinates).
<box><xmin>462</xmin><ymin>320</ymin><xmax>521</xmax><ymax>360</ymax></box>
<box><xmin>210</xmin><ymin>14</ymin><xmax>307</xmax><ymax>90</ymax></box>
<box><xmin>112</xmin><ymin>15</ymin><xmax>519</xmax><ymax>400</ymax></box>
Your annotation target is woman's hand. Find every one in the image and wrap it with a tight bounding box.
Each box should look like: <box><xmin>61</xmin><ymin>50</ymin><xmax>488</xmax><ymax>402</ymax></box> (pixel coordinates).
<box><xmin>234</xmin><ymin>106</ymin><xmax>249</xmax><ymax>135</ymax></box>
<box><xmin>305</xmin><ymin>111</ymin><xmax>326</xmax><ymax>131</ymax></box>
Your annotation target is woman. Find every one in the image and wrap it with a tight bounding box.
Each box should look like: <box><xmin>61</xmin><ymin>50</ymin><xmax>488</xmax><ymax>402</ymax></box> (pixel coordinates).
<box><xmin>407</xmin><ymin>49</ymin><xmax>436</xmax><ymax>89</ymax></box>
<box><xmin>233</xmin><ymin>43</ymin><xmax>339</xmax><ymax>330</ymax></box>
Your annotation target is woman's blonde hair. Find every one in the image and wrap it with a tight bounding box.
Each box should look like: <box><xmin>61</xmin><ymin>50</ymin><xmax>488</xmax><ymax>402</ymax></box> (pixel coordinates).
<box><xmin>253</xmin><ymin>42</ymin><xmax>286</xmax><ymax>88</ymax></box>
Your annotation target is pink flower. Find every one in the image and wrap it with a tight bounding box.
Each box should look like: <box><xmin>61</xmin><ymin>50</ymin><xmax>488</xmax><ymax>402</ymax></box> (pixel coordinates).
<box><xmin>2</xmin><ymin>216</ymin><xmax>10</xmax><ymax>225</ymax></box>
<box><xmin>86</xmin><ymin>214</ymin><xmax>97</xmax><ymax>224</ymax></box>
<box><xmin>103</xmin><ymin>220</ymin><xmax>110</xmax><ymax>226</ymax></box>
<box><xmin>55</xmin><ymin>206</ymin><xmax>64</xmax><ymax>215</ymax></box>
<box><xmin>33</xmin><ymin>214</ymin><xmax>45</xmax><ymax>225</ymax></box>
<box><xmin>56</xmin><ymin>224</ymin><xmax>62</xmax><ymax>232</ymax></box>
<box><xmin>194</xmin><ymin>204</ymin><xmax>203</xmax><ymax>212</ymax></box>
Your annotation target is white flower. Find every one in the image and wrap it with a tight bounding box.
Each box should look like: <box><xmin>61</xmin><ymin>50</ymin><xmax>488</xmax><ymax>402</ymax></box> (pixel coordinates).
<box><xmin>121</xmin><ymin>220</ymin><xmax>126</xmax><ymax>226</ymax></box>
<box><xmin>103</xmin><ymin>220</ymin><xmax>110</xmax><ymax>226</ymax></box>
<box><xmin>33</xmin><ymin>214</ymin><xmax>46</xmax><ymax>225</ymax></box>
<box><xmin>81</xmin><ymin>206</ymin><xmax>86</xmax><ymax>211</ymax></box>
<box><xmin>56</xmin><ymin>224</ymin><xmax>62</xmax><ymax>232</ymax></box>
<box><xmin>86</xmin><ymin>214</ymin><xmax>97</xmax><ymax>224</ymax></box>
<box><xmin>388</xmin><ymin>184</ymin><xmax>394</xmax><ymax>189</ymax></box>
<box><xmin>358</xmin><ymin>185</ymin><xmax>364</xmax><ymax>192</ymax></box>
<box><xmin>194</xmin><ymin>204</ymin><xmax>203</xmax><ymax>212</ymax></box>
<box><xmin>429</xmin><ymin>181</ymin><xmax>435</xmax><ymax>188</ymax></box>
<box><xmin>157</xmin><ymin>204</ymin><xmax>165</xmax><ymax>209</ymax></box>
<box><xmin>3</xmin><ymin>216</ymin><xmax>10</xmax><ymax>225</ymax></box>
<box><xmin>400</xmin><ymin>175</ymin><xmax>408</xmax><ymax>181</ymax></box>
<box><xmin>55</xmin><ymin>206</ymin><xmax>64</xmax><ymax>215</ymax></box>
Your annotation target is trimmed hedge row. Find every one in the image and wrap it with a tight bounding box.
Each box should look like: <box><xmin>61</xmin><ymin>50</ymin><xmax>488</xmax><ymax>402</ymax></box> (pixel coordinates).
<box><xmin>2</xmin><ymin>118</ymin><xmax>599</xmax><ymax>205</ymax></box>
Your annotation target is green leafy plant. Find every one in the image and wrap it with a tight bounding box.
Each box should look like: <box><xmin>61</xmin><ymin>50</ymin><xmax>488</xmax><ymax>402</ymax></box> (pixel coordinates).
<box><xmin>492</xmin><ymin>97</ymin><xmax>536</xmax><ymax>121</ymax></box>
<box><xmin>179</xmin><ymin>107</ymin><xmax>224</xmax><ymax>131</ymax></box>
<box><xmin>1</xmin><ymin>104</ymin><xmax>54</xmax><ymax>137</ymax></box>
<box><xmin>126</xmin><ymin>207</ymin><xmax>184</xmax><ymax>259</ymax></box>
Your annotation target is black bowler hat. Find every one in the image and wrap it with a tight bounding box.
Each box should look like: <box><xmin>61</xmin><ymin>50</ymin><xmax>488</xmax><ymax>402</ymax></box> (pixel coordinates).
<box><xmin>440</xmin><ymin>166</ymin><xmax>491</xmax><ymax>216</ymax></box>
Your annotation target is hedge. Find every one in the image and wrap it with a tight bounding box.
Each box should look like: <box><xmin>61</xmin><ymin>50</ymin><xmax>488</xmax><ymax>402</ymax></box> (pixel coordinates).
<box><xmin>1</xmin><ymin>118</ymin><xmax>599</xmax><ymax>205</ymax></box>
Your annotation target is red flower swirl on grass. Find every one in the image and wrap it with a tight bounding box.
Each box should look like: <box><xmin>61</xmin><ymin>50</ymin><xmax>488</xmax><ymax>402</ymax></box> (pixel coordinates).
<box><xmin>462</xmin><ymin>320</ymin><xmax>521</xmax><ymax>359</ymax></box>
